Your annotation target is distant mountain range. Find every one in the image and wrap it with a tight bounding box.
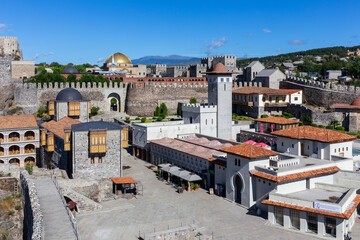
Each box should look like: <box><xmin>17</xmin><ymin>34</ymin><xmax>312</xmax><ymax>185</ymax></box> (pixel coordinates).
<box><xmin>132</xmin><ymin>55</ymin><xmax>201</xmax><ymax>65</ymax></box>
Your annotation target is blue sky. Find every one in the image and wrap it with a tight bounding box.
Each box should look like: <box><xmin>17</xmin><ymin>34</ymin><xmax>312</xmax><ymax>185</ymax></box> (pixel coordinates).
<box><xmin>1</xmin><ymin>0</ymin><xmax>359</xmax><ymax>64</ymax></box>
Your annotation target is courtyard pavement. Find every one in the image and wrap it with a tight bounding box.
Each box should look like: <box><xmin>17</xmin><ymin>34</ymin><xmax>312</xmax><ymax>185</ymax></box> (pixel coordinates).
<box><xmin>77</xmin><ymin>149</ymin><xmax>358</xmax><ymax>240</ymax></box>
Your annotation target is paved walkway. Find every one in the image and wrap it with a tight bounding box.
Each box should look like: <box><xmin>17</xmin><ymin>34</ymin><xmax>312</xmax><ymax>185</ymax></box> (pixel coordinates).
<box><xmin>34</xmin><ymin>178</ymin><xmax>77</xmax><ymax>240</ymax></box>
<box><xmin>77</xmin><ymin>150</ymin><xmax>326</xmax><ymax>240</ymax></box>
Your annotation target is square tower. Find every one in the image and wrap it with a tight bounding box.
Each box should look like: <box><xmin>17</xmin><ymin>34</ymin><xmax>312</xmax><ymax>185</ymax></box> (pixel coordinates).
<box><xmin>207</xmin><ymin>63</ymin><xmax>233</xmax><ymax>139</ymax></box>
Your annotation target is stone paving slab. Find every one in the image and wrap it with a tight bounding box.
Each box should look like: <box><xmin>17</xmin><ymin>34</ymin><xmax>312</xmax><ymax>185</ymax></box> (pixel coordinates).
<box><xmin>34</xmin><ymin>178</ymin><xmax>77</xmax><ymax>240</ymax></box>
<box><xmin>76</xmin><ymin>149</ymin><xmax>335</xmax><ymax>240</ymax></box>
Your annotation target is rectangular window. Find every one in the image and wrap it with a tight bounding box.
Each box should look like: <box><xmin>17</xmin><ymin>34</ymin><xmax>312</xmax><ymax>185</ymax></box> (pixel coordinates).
<box><xmin>90</xmin><ymin>156</ymin><xmax>95</xmax><ymax>164</ymax></box>
<box><xmin>88</xmin><ymin>101</ymin><xmax>91</xmax><ymax>114</ymax></box>
<box><xmin>41</xmin><ymin>129</ymin><xmax>47</xmax><ymax>146</ymax></box>
<box><xmin>290</xmin><ymin>209</ymin><xmax>300</xmax><ymax>229</ymax></box>
<box><xmin>294</xmin><ymin>97</ymin><xmax>298</xmax><ymax>101</ymax></box>
<box><xmin>307</xmin><ymin>213</ymin><xmax>318</xmax><ymax>233</ymax></box>
<box><xmin>275</xmin><ymin>207</ymin><xmax>284</xmax><ymax>226</ymax></box>
<box><xmin>64</xmin><ymin>129</ymin><xmax>71</xmax><ymax>151</ymax></box>
<box><xmin>325</xmin><ymin>217</ymin><xmax>336</xmax><ymax>236</ymax></box>
<box><xmin>90</xmin><ymin>131</ymin><xmax>107</xmax><ymax>153</ymax></box>
<box><xmin>68</xmin><ymin>101</ymin><xmax>80</xmax><ymax>116</ymax></box>
<box><xmin>98</xmin><ymin>156</ymin><xmax>103</xmax><ymax>164</ymax></box>
<box><xmin>46</xmin><ymin>133</ymin><xmax>54</xmax><ymax>152</ymax></box>
<box><xmin>235</xmin><ymin>159</ymin><xmax>237</xmax><ymax>166</ymax></box>
<box><xmin>48</xmin><ymin>101</ymin><xmax>55</xmax><ymax>116</ymax></box>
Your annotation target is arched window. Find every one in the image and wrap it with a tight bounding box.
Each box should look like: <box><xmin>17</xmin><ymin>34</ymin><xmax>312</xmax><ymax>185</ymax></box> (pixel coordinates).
<box><xmin>25</xmin><ymin>131</ymin><xmax>35</xmax><ymax>140</ymax></box>
<box><xmin>9</xmin><ymin>145</ymin><xmax>20</xmax><ymax>155</ymax></box>
<box><xmin>25</xmin><ymin>144</ymin><xmax>35</xmax><ymax>153</ymax></box>
<box><xmin>9</xmin><ymin>132</ymin><xmax>20</xmax><ymax>142</ymax></box>
<box><xmin>24</xmin><ymin>157</ymin><xmax>35</xmax><ymax>166</ymax></box>
<box><xmin>9</xmin><ymin>158</ymin><xmax>20</xmax><ymax>166</ymax></box>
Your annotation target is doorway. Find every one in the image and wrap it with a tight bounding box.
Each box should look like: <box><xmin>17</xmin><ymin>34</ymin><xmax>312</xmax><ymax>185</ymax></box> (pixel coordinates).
<box><xmin>234</xmin><ymin>174</ymin><xmax>243</xmax><ymax>204</ymax></box>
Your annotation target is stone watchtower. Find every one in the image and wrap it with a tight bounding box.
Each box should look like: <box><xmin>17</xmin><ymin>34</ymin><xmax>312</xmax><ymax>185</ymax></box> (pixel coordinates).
<box><xmin>206</xmin><ymin>63</ymin><xmax>233</xmax><ymax>139</ymax></box>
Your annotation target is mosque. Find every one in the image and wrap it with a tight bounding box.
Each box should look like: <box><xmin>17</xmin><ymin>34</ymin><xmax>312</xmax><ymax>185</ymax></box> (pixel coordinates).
<box><xmin>102</xmin><ymin>52</ymin><xmax>147</xmax><ymax>78</ymax></box>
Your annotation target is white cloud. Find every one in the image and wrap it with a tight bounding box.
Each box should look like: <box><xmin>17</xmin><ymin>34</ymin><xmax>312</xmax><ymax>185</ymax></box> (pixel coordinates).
<box><xmin>277</xmin><ymin>48</ymin><xmax>282</xmax><ymax>52</ymax></box>
<box><xmin>206</xmin><ymin>37</ymin><xmax>227</xmax><ymax>55</ymax></box>
<box><xmin>97</xmin><ymin>57</ymin><xmax>105</xmax><ymax>63</ymax></box>
<box><xmin>34</xmin><ymin>52</ymin><xmax>55</xmax><ymax>60</ymax></box>
<box><xmin>263</xmin><ymin>28</ymin><xmax>271</xmax><ymax>33</ymax></box>
<box><xmin>288</xmin><ymin>39</ymin><xmax>305</xmax><ymax>45</ymax></box>
<box><xmin>0</xmin><ymin>24</ymin><xmax>6</xmax><ymax>29</ymax></box>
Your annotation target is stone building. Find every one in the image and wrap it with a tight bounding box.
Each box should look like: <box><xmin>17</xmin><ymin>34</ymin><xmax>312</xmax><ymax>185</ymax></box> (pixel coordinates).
<box><xmin>199</xmin><ymin>56</ymin><xmax>242</xmax><ymax>80</ymax></box>
<box><xmin>232</xmin><ymin>87</ymin><xmax>302</xmax><ymax>118</ymax></box>
<box><xmin>71</xmin><ymin>121</ymin><xmax>122</xmax><ymax>179</ymax></box>
<box><xmin>11</xmin><ymin>60</ymin><xmax>35</xmax><ymax>80</ymax></box>
<box><xmin>244</xmin><ymin>61</ymin><xmax>265</xmax><ymax>81</ymax></box>
<box><xmin>189</xmin><ymin>64</ymin><xmax>207</xmax><ymax>77</ymax></box>
<box><xmin>331</xmin><ymin>97</ymin><xmax>360</xmax><ymax>132</ymax></box>
<box><xmin>47</xmin><ymin>88</ymin><xmax>90</xmax><ymax>122</ymax></box>
<box><xmin>165</xmin><ymin>66</ymin><xmax>187</xmax><ymax>77</ymax></box>
<box><xmin>148</xmin><ymin>64</ymin><xmax>167</xmax><ymax>77</ymax></box>
<box><xmin>0</xmin><ymin>37</ymin><xmax>22</xmax><ymax>59</ymax></box>
<box><xmin>254</xmin><ymin>69</ymin><xmax>286</xmax><ymax>89</ymax></box>
<box><xmin>0</xmin><ymin>115</ymin><xmax>39</xmax><ymax>167</ymax></box>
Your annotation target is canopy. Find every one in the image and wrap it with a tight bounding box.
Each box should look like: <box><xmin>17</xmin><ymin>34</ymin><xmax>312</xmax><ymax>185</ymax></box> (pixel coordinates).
<box><xmin>159</xmin><ymin>164</ymin><xmax>202</xmax><ymax>182</ymax></box>
<box><xmin>244</xmin><ymin>140</ymin><xmax>256</xmax><ymax>145</ymax></box>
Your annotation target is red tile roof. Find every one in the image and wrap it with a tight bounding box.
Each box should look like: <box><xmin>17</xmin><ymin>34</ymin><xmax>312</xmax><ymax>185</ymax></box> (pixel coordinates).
<box><xmin>254</xmin><ymin>116</ymin><xmax>301</xmax><ymax>125</ymax></box>
<box><xmin>271</xmin><ymin>126</ymin><xmax>356</xmax><ymax>143</ymax></box>
<box><xmin>280</xmin><ymin>89</ymin><xmax>302</xmax><ymax>94</ymax></box>
<box><xmin>211</xmin><ymin>63</ymin><xmax>229</xmax><ymax>74</ymax></box>
<box><xmin>110</xmin><ymin>177</ymin><xmax>138</xmax><ymax>184</ymax></box>
<box><xmin>0</xmin><ymin>115</ymin><xmax>38</xmax><ymax>130</ymax></box>
<box><xmin>220</xmin><ymin>143</ymin><xmax>278</xmax><ymax>159</ymax></box>
<box><xmin>331</xmin><ymin>97</ymin><xmax>360</xmax><ymax>109</ymax></box>
<box><xmin>40</xmin><ymin>117</ymin><xmax>81</xmax><ymax>139</ymax></box>
<box><xmin>262</xmin><ymin>195</ymin><xmax>360</xmax><ymax>219</ymax></box>
<box><xmin>250</xmin><ymin>166</ymin><xmax>340</xmax><ymax>183</ymax></box>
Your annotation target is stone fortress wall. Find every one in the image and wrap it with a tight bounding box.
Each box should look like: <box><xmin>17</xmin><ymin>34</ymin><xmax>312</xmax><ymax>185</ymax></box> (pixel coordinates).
<box><xmin>0</xmin><ymin>36</ymin><xmax>22</xmax><ymax>59</ymax></box>
<box><xmin>20</xmin><ymin>170</ymin><xmax>44</xmax><ymax>240</ymax></box>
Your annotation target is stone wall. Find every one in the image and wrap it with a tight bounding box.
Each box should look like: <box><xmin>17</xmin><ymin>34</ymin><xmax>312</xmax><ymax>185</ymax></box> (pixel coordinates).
<box><xmin>0</xmin><ymin>177</ymin><xmax>18</xmax><ymax>192</ymax></box>
<box><xmin>282</xmin><ymin>78</ymin><xmax>360</xmax><ymax>108</ymax></box>
<box><xmin>237</xmin><ymin>130</ymin><xmax>277</xmax><ymax>146</ymax></box>
<box><xmin>125</xmin><ymin>82</ymin><xmax>208</xmax><ymax>116</ymax></box>
<box><xmin>11</xmin><ymin>60</ymin><xmax>35</xmax><ymax>80</ymax></box>
<box><xmin>20</xmin><ymin>170</ymin><xmax>44</xmax><ymax>240</ymax></box>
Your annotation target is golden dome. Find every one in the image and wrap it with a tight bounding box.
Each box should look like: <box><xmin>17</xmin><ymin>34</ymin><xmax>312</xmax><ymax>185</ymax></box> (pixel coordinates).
<box><xmin>105</xmin><ymin>52</ymin><xmax>132</xmax><ymax>65</ymax></box>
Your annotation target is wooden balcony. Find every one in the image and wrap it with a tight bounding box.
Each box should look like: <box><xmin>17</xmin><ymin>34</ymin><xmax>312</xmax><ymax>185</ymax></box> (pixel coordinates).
<box><xmin>265</xmin><ymin>102</ymin><xmax>288</xmax><ymax>107</ymax></box>
<box><xmin>90</xmin><ymin>145</ymin><xmax>106</xmax><ymax>153</ymax></box>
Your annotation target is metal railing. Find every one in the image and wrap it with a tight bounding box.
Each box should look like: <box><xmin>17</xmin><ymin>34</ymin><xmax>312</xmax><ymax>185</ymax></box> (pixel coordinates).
<box><xmin>50</xmin><ymin>172</ymin><xmax>80</xmax><ymax>240</ymax></box>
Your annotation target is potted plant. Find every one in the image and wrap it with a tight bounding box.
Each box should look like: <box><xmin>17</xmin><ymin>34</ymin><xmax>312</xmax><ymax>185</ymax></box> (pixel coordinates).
<box><xmin>195</xmin><ymin>184</ymin><xmax>199</xmax><ymax>191</ymax></box>
<box><xmin>181</xmin><ymin>184</ymin><xmax>186</xmax><ymax>191</ymax></box>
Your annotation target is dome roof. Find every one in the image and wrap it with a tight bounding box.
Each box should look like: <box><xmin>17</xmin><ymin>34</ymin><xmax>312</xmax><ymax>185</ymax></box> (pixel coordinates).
<box><xmin>56</xmin><ymin>88</ymin><xmax>82</xmax><ymax>102</ymax></box>
<box><xmin>351</xmin><ymin>97</ymin><xmax>360</xmax><ymax>106</ymax></box>
<box><xmin>62</xmin><ymin>66</ymin><xmax>79</xmax><ymax>74</ymax></box>
<box><xmin>211</xmin><ymin>63</ymin><xmax>228</xmax><ymax>73</ymax></box>
<box><xmin>105</xmin><ymin>52</ymin><xmax>132</xmax><ymax>65</ymax></box>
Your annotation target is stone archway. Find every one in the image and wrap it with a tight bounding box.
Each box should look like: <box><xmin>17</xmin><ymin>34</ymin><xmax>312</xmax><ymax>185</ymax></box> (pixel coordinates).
<box><xmin>233</xmin><ymin>174</ymin><xmax>244</xmax><ymax>204</ymax></box>
<box><xmin>107</xmin><ymin>93</ymin><xmax>121</xmax><ymax>112</ymax></box>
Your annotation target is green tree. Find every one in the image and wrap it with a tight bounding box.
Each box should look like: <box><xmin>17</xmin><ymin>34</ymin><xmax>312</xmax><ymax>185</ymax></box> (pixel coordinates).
<box><xmin>160</xmin><ymin>103</ymin><xmax>168</xmax><ymax>116</ymax></box>
<box><xmin>346</xmin><ymin>56</ymin><xmax>360</xmax><ymax>78</ymax></box>
<box><xmin>67</xmin><ymin>73</ymin><xmax>77</xmax><ymax>82</ymax></box>
<box><xmin>330</xmin><ymin>120</ymin><xmax>340</xmax><ymax>128</ymax></box>
<box><xmin>154</xmin><ymin>106</ymin><xmax>160</xmax><ymax>116</ymax></box>
<box><xmin>110</xmin><ymin>98</ymin><xmax>117</xmax><ymax>105</ymax></box>
<box><xmin>190</xmin><ymin>98</ymin><xmax>197</xmax><ymax>104</ymax></box>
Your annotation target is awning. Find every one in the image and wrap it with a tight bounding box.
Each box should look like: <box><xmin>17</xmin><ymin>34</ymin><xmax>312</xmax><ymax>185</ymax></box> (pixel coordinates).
<box><xmin>110</xmin><ymin>177</ymin><xmax>138</xmax><ymax>184</ymax></box>
<box><xmin>159</xmin><ymin>164</ymin><xmax>202</xmax><ymax>182</ymax></box>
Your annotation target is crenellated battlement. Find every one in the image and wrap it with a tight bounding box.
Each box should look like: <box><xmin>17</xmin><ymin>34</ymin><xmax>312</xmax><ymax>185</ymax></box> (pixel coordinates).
<box><xmin>233</xmin><ymin>81</ymin><xmax>263</xmax><ymax>89</ymax></box>
<box><xmin>23</xmin><ymin>81</ymin><xmax>128</xmax><ymax>90</ymax></box>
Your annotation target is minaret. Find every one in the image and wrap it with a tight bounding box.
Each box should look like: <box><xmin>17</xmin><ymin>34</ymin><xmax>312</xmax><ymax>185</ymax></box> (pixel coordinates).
<box><xmin>206</xmin><ymin>63</ymin><xmax>233</xmax><ymax>139</ymax></box>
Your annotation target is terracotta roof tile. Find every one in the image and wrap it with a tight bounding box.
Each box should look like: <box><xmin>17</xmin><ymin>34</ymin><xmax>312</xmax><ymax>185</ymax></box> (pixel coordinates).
<box><xmin>254</xmin><ymin>116</ymin><xmax>301</xmax><ymax>125</ymax></box>
<box><xmin>250</xmin><ymin>166</ymin><xmax>340</xmax><ymax>183</ymax></box>
<box><xmin>110</xmin><ymin>177</ymin><xmax>138</xmax><ymax>184</ymax></box>
<box><xmin>40</xmin><ymin>117</ymin><xmax>81</xmax><ymax>139</ymax></box>
<box><xmin>211</xmin><ymin>63</ymin><xmax>228</xmax><ymax>73</ymax></box>
<box><xmin>220</xmin><ymin>143</ymin><xmax>278</xmax><ymax>159</ymax></box>
<box><xmin>262</xmin><ymin>195</ymin><xmax>360</xmax><ymax>219</ymax></box>
<box><xmin>0</xmin><ymin>115</ymin><xmax>38</xmax><ymax>130</ymax></box>
<box><xmin>232</xmin><ymin>87</ymin><xmax>291</xmax><ymax>95</ymax></box>
<box><xmin>271</xmin><ymin>126</ymin><xmax>356</xmax><ymax>143</ymax></box>
<box><xmin>280</xmin><ymin>89</ymin><xmax>301</xmax><ymax>94</ymax></box>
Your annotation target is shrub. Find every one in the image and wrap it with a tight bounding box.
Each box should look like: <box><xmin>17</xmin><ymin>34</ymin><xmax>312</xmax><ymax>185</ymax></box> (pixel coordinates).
<box><xmin>125</xmin><ymin>117</ymin><xmax>130</xmax><ymax>121</ymax></box>
<box><xmin>336</xmin><ymin>126</ymin><xmax>345</xmax><ymax>131</ymax></box>
<box><xmin>15</xmin><ymin>205</ymin><xmax>21</xmax><ymax>211</ymax></box>
<box><xmin>154</xmin><ymin>106</ymin><xmax>160</xmax><ymax>116</ymax></box>
<box><xmin>25</xmin><ymin>164</ymin><xmax>34</xmax><ymax>175</ymax></box>
<box><xmin>318</xmin><ymin>125</ymin><xmax>325</xmax><ymax>128</ymax></box>
<box><xmin>7</xmin><ymin>211</ymin><xmax>14</xmax><ymax>216</ymax></box>
<box><xmin>145</xmin><ymin>120</ymin><xmax>152</xmax><ymax>123</ymax></box>
<box><xmin>61</xmin><ymin>171</ymin><xmax>65</xmax><ymax>179</ymax></box>
<box><xmin>141</xmin><ymin>117</ymin><xmax>146</xmax><ymax>123</ymax></box>
<box><xmin>304</xmin><ymin>115</ymin><xmax>313</xmax><ymax>124</ymax></box>
<box><xmin>310</xmin><ymin>123</ymin><xmax>318</xmax><ymax>127</ymax></box>
<box><xmin>135</xmin><ymin>117</ymin><xmax>140</xmax><ymax>120</ymax></box>
<box><xmin>37</xmin><ymin>108</ymin><xmax>46</xmax><ymax>118</ymax></box>
<box><xmin>156</xmin><ymin>117</ymin><xmax>163</xmax><ymax>122</ymax></box>
<box><xmin>152</xmin><ymin>116</ymin><xmax>157</xmax><ymax>120</ymax></box>
<box><xmin>89</xmin><ymin>107</ymin><xmax>100</xmax><ymax>118</ymax></box>
<box><xmin>160</xmin><ymin>103</ymin><xmax>168</xmax><ymax>116</ymax></box>
<box><xmin>189</xmin><ymin>98</ymin><xmax>197</xmax><ymax>104</ymax></box>
<box><xmin>282</xmin><ymin>112</ymin><xmax>294</xmax><ymax>118</ymax></box>
<box><xmin>261</xmin><ymin>114</ymin><xmax>268</xmax><ymax>118</ymax></box>
<box><xmin>326</xmin><ymin>125</ymin><xmax>334</xmax><ymax>130</ymax></box>
<box><xmin>181</xmin><ymin>184</ymin><xmax>186</xmax><ymax>189</ymax></box>
<box><xmin>14</xmin><ymin>193</ymin><xmax>21</xmax><ymax>198</ymax></box>
<box><xmin>7</xmin><ymin>173</ymin><xmax>11</xmax><ymax>177</ymax></box>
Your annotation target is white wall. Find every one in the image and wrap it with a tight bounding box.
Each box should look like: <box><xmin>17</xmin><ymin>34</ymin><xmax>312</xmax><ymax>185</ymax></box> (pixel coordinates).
<box><xmin>214</xmin><ymin>164</ymin><xmax>226</xmax><ymax>187</ymax></box>
<box><xmin>329</xmin><ymin>141</ymin><xmax>352</xmax><ymax>159</ymax></box>
<box><xmin>276</xmin><ymin>180</ymin><xmax>306</xmax><ymax>194</ymax></box>
<box><xmin>290</xmin><ymin>91</ymin><xmax>302</xmax><ymax>104</ymax></box>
